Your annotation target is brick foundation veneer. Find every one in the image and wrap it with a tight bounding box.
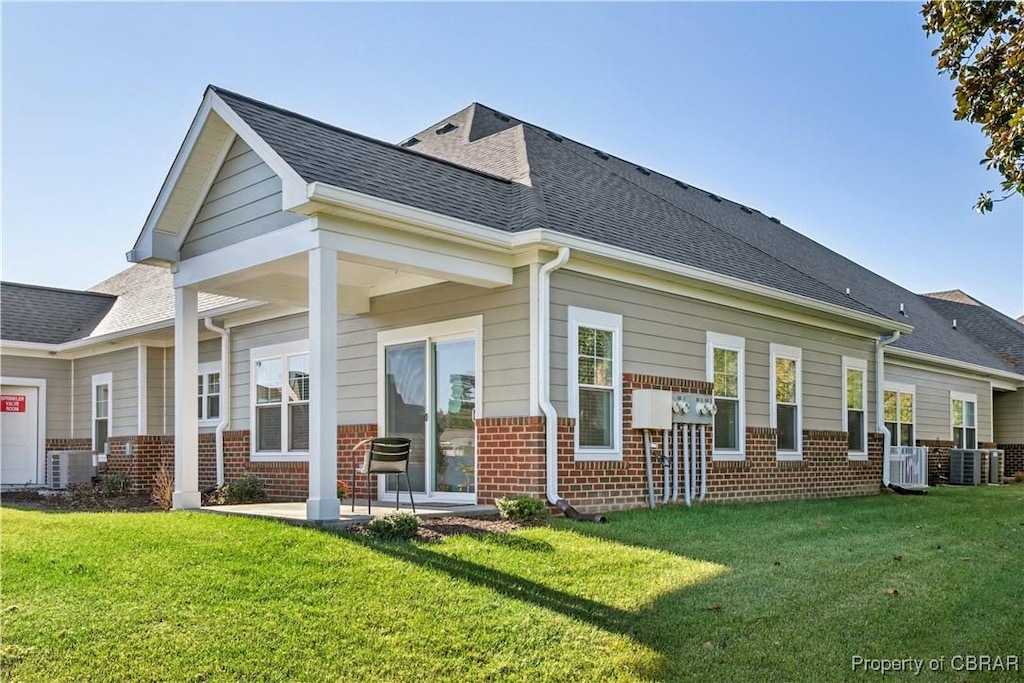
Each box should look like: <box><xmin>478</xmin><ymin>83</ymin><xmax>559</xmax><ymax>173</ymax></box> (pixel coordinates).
<box><xmin>44</xmin><ymin>438</ymin><xmax>93</xmax><ymax>452</ymax></box>
<box><xmin>476</xmin><ymin>416</ymin><xmax>546</xmax><ymax>504</ymax></box>
<box><xmin>999</xmin><ymin>444</ymin><xmax>1024</xmax><ymax>477</ymax></box>
<box><xmin>918</xmin><ymin>440</ymin><xmax>953</xmax><ymax>485</ymax></box>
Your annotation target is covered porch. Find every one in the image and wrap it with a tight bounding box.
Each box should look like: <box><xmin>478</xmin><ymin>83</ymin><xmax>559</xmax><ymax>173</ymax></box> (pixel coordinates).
<box><xmin>170</xmin><ymin>213</ymin><xmax>519</xmax><ymax>522</ymax></box>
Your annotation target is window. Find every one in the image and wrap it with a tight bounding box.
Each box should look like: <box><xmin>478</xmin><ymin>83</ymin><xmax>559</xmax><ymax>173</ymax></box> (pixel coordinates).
<box><xmin>568</xmin><ymin>307</ymin><xmax>622</xmax><ymax>460</ymax></box>
<box><xmin>951</xmin><ymin>391</ymin><xmax>977</xmax><ymax>449</ymax></box>
<box><xmin>91</xmin><ymin>372</ymin><xmax>112</xmax><ymax>453</ymax></box>
<box><xmin>198</xmin><ymin>362</ymin><xmax>221</xmax><ymax>424</ymax></box>
<box><xmin>883</xmin><ymin>383</ymin><xmax>915</xmax><ymax>447</ymax></box>
<box><xmin>770</xmin><ymin>344</ymin><xmax>802</xmax><ymax>458</ymax></box>
<box><xmin>250</xmin><ymin>341</ymin><xmax>309</xmax><ymax>458</ymax></box>
<box><xmin>706</xmin><ymin>332</ymin><xmax>745</xmax><ymax>459</ymax></box>
<box><xmin>842</xmin><ymin>358</ymin><xmax>867</xmax><ymax>457</ymax></box>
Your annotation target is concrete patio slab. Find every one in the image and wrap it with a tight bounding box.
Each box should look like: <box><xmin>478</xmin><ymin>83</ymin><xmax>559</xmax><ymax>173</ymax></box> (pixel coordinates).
<box><xmin>200</xmin><ymin>500</ymin><xmax>498</xmax><ymax>530</ymax></box>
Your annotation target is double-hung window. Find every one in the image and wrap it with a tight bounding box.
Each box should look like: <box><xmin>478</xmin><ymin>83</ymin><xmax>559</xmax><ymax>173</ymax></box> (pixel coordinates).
<box><xmin>843</xmin><ymin>357</ymin><xmax>867</xmax><ymax>457</ymax></box>
<box><xmin>92</xmin><ymin>372</ymin><xmax>112</xmax><ymax>454</ymax></box>
<box><xmin>770</xmin><ymin>344</ymin><xmax>802</xmax><ymax>459</ymax></box>
<box><xmin>251</xmin><ymin>341</ymin><xmax>310</xmax><ymax>458</ymax></box>
<box><xmin>951</xmin><ymin>391</ymin><xmax>977</xmax><ymax>449</ymax></box>
<box><xmin>883</xmin><ymin>383</ymin><xmax>915</xmax><ymax>447</ymax></box>
<box><xmin>568</xmin><ymin>307</ymin><xmax>622</xmax><ymax>461</ymax></box>
<box><xmin>198</xmin><ymin>361</ymin><xmax>221</xmax><ymax>425</ymax></box>
<box><xmin>706</xmin><ymin>332</ymin><xmax>745</xmax><ymax>459</ymax></box>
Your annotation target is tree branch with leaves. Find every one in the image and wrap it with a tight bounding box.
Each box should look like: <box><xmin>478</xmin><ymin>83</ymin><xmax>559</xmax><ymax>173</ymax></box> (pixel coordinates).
<box><xmin>922</xmin><ymin>1</ymin><xmax>1024</xmax><ymax>212</ymax></box>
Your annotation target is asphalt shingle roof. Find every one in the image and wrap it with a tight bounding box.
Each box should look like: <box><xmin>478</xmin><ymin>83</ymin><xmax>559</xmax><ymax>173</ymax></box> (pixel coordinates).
<box><xmin>209</xmin><ymin>90</ymin><xmax>1019</xmax><ymax>376</ymax></box>
<box><xmin>1</xmin><ymin>283</ymin><xmax>114</xmax><ymax>344</ymax></box>
<box><xmin>921</xmin><ymin>290</ymin><xmax>1024</xmax><ymax>369</ymax></box>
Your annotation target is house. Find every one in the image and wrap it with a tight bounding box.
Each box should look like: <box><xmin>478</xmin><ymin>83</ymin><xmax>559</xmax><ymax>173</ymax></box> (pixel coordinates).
<box><xmin>2</xmin><ymin>86</ymin><xmax>1021</xmax><ymax>520</ymax></box>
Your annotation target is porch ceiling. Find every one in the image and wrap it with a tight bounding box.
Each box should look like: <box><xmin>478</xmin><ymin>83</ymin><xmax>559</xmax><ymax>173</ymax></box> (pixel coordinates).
<box><xmin>197</xmin><ymin>252</ymin><xmax>446</xmax><ymax>312</ymax></box>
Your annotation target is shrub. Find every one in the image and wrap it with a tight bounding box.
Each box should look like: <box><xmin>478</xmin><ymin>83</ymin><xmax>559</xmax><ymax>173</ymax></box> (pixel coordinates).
<box><xmin>221</xmin><ymin>472</ymin><xmax>266</xmax><ymax>504</ymax></box>
<box><xmin>151</xmin><ymin>467</ymin><xmax>174</xmax><ymax>510</ymax></box>
<box><xmin>100</xmin><ymin>474</ymin><xmax>129</xmax><ymax>496</ymax></box>
<box><xmin>337</xmin><ymin>479</ymin><xmax>351</xmax><ymax>502</ymax></box>
<box><xmin>1014</xmin><ymin>471</ymin><xmax>1024</xmax><ymax>484</ymax></box>
<box><xmin>495</xmin><ymin>495</ymin><xmax>547</xmax><ymax>521</ymax></box>
<box><xmin>365</xmin><ymin>511</ymin><xmax>419</xmax><ymax>541</ymax></box>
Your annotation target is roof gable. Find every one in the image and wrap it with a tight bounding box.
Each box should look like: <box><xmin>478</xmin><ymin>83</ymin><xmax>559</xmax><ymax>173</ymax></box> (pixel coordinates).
<box><xmin>921</xmin><ymin>291</ymin><xmax>1024</xmax><ymax>369</ymax></box>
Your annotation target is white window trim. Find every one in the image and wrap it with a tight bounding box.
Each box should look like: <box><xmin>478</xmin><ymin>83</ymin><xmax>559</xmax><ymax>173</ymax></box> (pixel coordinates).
<box><xmin>950</xmin><ymin>390</ymin><xmax>978</xmax><ymax>447</ymax></box>
<box><xmin>198</xmin><ymin>361</ymin><xmax>221</xmax><ymax>427</ymax></box>
<box><xmin>769</xmin><ymin>343</ymin><xmax>802</xmax><ymax>460</ymax></box>
<box><xmin>706</xmin><ymin>331</ymin><xmax>745</xmax><ymax>461</ymax></box>
<box><xmin>249</xmin><ymin>339</ymin><xmax>310</xmax><ymax>461</ymax></box>
<box><xmin>376</xmin><ymin>315</ymin><xmax>485</xmax><ymax>425</ymax></box>
<box><xmin>568</xmin><ymin>306</ymin><xmax>623</xmax><ymax>462</ymax></box>
<box><xmin>883</xmin><ymin>382</ymin><xmax>916</xmax><ymax>448</ymax></box>
<box><xmin>91</xmin><ymin>372</ymin><xmax>113</xmax><ymax>454</ymax></box>
<box><xmin>842</xmin><ymin>357</ymin><xmax>868</xmax><ymax>460</ymax></box>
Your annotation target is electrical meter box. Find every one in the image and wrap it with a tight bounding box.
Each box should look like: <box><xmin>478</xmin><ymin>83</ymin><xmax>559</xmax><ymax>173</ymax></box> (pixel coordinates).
<box><xmin>671</xmin><ymin>393</ymin><xmax>716</xmax><ymax>425</ymax></box>
<box><xmin>631</xmin><ymin>390</ymin><xmax>672</xmax><ymax>430</ymax></box>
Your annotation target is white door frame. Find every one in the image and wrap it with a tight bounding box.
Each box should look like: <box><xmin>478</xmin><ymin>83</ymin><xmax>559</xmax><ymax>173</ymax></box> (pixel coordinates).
<box><xmin>376</xmin><ymin>316</ymin><xmax>483</xmax><ymax>504</ymax></box>
<box><xmin>1</xmin><ymin>377</ymin><xmax>47</xmax><ymax>485</ymax></box>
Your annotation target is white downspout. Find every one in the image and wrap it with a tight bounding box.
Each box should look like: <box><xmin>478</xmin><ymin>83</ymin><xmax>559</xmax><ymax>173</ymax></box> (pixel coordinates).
<box><xmin>539</xmin><ymin>247</ymin><xmax>571</xmax><ymax>505</ymax></box>
<box><xmin>204</xmin><ymin>317</ymin><xmax>231</xmax><ymax>486</ymax></box>
<box><xmin>876</xmin><ymin>331</ymin><xmax>901</xmax><ymax>487</ymax></box>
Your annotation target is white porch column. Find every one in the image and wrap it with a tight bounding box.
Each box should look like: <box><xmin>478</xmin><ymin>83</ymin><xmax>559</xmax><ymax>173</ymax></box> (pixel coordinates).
<box><xmin>306</xmin><ymin>247</ymin><xmax>341</xmax><ymax>521</ymax></box>
<box><xmin>173</xmin><ymin>284</ymin><xmax>201</xmax><ymax>509</ymax></box>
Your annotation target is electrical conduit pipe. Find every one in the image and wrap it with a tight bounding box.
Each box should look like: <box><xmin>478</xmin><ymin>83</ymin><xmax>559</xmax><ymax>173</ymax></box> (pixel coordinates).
<box><xmin>204</xmin><ymin>317</ymin><xmax>231</xmax><ymax>486</ymax></box>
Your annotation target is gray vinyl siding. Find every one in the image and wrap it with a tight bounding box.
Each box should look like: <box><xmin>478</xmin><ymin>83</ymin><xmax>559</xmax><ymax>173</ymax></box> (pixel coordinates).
<box><xmin>227</xmin><ymin>268</ymin><xmax>531</xmax><ymax>429</ymax></box>
<box><xmin>146</xmin><ymin>347</ymin><xmax>168</xmax><ymax>435</ymax></box>
<box><xmin>179</xmin><ymin>138</ymin><xmax>303</xmax><ymax>259</ymax></box>
<box><xmin>993</xmin><ymin>389</ymin><xmax>1024</xmax><ymax>443</ymax></box>
<box><xmin>550</xmin><ymin>270</ymin><xmax>877</xmax><ymax>433</ymax></box>
<box><xmin>0</xmin><ymin>354</ymin><xmax>73</xmax><ymax>438</ymax></box>
<box><xmin>230</xmin><ymin>313</ymin><xmax>310</xmax><ymax>429</ymax></box>
<box><xmin>72</xmin><ymin>348</ymin><xmax>139</xmax><ymax>438</ymax></box>
<box><xmin>339</xmin><ymin>267</ymin><xmax>531</xmax><ymax>423</ymax></box>
<box><xmin>883</xmin><ymin>363</ymin><xmax>992</xmax><ymax>443</ymax></box>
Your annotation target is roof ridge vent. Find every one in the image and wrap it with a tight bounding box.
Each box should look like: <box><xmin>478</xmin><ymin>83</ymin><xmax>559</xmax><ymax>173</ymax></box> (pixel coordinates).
<box><xmin>436</xmin><ymin>123</ymin><xmax>458</xmax><ymax>135</ymax></box>
<box><xmin>740</xmin><ymin>206</ymin><xmax>754</xmax><ymax>214</ymax></box>
<box><xmin>675</xmin><ymin>180</ymin><xmax>689</xmax><ymax>190</ymax></box>
<box><xmin>636</xmin><ymin>166</ymin><xmax>651</xmax><ymax>176</ymax></box>
<box><xmin>400</xmin><ymin>137</ymin><xmax>420</xmax><ymax>148</ymax></box>
<box><xmin>708</xmin><ymin>193</ymin><xmax>722</xmax><ymax>202</ymax></box>
<box><xmin>546</xmin><ymin>132</ymin><xmax>563</xmax><ymax>142</ymax></box>
<box><xmin>769</xmin><ymin>216</ymin><xmax>781</xmax><ymax>224</ymax></box>
<box><xmin>594</xmin><ymin>150</ymin><xmax>609</xmax><ymax>160</ymax></box>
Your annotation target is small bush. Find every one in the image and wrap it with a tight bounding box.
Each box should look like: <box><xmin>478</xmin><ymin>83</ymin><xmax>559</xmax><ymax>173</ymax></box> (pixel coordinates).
<box><xmin>495</xmin><ymin>495</ymin><xmax>547</xmax><ymax>521</ymax></box>
<box><xmin>151</xmin><ymin>467</ymin><xmax>174</xmax><ymax>510</ymax></box>
<box><xmin>100</xmin><ymin>474</ymin><xmax>129</xmax><ymax>496</ymax></box>
<box><xmin>221</xmin><ymin>472</ymin><xmax>266</xmax><ymax>504</ymax></box>
<box><xmin>337</xmin><ymin>479</ymin><xmax>351</xmax><ymax>502</ymax></box>
<box><xmin>365</xmin><ymin>511</ymin><xmax>419</xmax><ymax>541</ymax></box>
<box><xmin>1014</xmin><ymin>471</ymin><xmax>1024</xmax><ymax>483</ymax></box>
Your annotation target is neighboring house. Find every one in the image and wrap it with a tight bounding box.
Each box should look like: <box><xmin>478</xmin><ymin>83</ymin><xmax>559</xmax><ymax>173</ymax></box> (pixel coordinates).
<box><xmin>1</xmin><ymin>86</ymin><xmax>1021</xmax><ymax>520</ymax></box>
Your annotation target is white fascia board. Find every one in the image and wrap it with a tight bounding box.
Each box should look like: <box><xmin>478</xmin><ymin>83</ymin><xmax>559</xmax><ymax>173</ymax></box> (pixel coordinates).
<box><xmin>208</xmin><ymin>91</ymin><xmax>308</xmax><ymax>209</ymax></box>
<box><xmin>172</xmin><ymin>218</ymin><xmax>319</xmax><ymax>288</ymax></box>
<box><xmin>305</xmin><ymin>182</ymin><xmax>519</xmax><ymax>251</ymax></box>
<box><xmin>521</xmin><ymin>229</ymin><xmax>914</xmax><ymax>337</ymax></box>
<box><xmin>886</xmin><ymin>347</ymin><xmax>1024</xmax><ymax>385</ymax></box>
<box><xmin>1</xmin><ymin>301</ymin><xmax>262</xmax><ymax>359</ymax></box>
<box><xmin>131</xmin><ymin>94</ymin><xmax>215</xmax><ymax>256</ymax></box>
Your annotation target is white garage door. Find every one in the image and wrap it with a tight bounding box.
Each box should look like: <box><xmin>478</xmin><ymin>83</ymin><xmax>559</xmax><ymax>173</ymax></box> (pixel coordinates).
<box><xmin>1</xmin><ymin>387</ymin><xmax>41</xmax><ymax>486</ymax></box>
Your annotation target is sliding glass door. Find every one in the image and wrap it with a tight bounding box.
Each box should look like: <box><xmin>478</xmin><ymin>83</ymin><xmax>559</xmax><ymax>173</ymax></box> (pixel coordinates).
<box><xmin>380</xmin><ymin>321</ymin><xmax>478</xmax><ymax>503</ymax></box>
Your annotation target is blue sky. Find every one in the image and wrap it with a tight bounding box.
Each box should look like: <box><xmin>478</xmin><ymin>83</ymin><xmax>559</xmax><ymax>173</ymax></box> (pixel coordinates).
<box><xmin>3</xmin><ymin>2</ymin><xmax>1022</xmax><ymax>317</ymax></box>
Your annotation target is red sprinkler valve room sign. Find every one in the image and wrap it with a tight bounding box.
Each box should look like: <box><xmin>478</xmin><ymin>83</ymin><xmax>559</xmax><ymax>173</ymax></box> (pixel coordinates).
<box><xmin>1</xmin><ymin>395</ymin><xmax>27</xmax><ymax>413</ymax></box>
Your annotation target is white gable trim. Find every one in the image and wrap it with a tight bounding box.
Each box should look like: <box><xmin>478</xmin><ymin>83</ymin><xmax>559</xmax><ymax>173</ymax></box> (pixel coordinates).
<box><xmin>129</xmin><ymin>88</ymin><xmax>307</xmax><ymax>265</ymax></box>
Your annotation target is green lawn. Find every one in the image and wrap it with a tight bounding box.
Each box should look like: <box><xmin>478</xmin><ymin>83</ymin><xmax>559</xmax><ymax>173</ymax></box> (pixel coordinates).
<box><xmin>2</xmin><ymin>486</ymin><xmax>1023</xmax><ymax>682</ymax></box>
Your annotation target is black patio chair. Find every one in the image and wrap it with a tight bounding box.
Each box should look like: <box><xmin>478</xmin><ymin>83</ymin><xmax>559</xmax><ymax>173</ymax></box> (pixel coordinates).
<box><xmin>351</xmin><ymin>437</ymin><xmax>416</xmax><ymax>514</ymax></box>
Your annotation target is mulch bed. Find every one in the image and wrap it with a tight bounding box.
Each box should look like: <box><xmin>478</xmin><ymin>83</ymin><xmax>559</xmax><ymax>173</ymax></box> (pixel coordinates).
<box><xmin>0</xmin><ymin>489</ymin><xmax>157</xmax><ymax>512</ymax></box>
<box><xmin>413</xmin><ymin>515</ymin><xmax>545</xmax><ymax>541</ymax></box>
